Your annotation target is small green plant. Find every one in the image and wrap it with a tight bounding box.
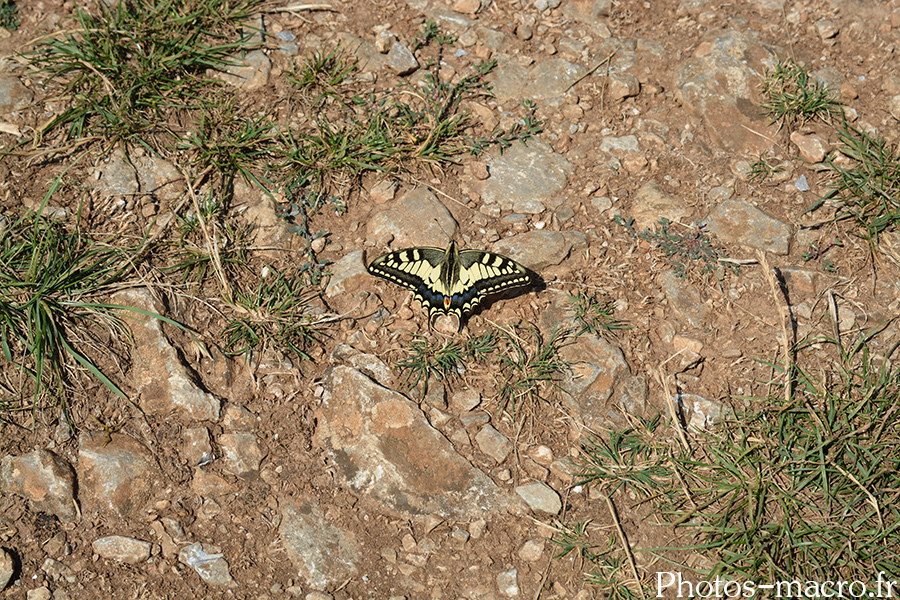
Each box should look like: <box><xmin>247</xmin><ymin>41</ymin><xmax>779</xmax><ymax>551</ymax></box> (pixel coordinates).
<box><xmin>395</xmin><ymin>329</ymin><xmax>498</xmax><ymax>394</ymax></box>
<box><xmin>550</xmin><ymin>520</ymin><xmax>599</xmax><ymax>563</ymax></box>
<box><xmin>280</xmin><ymin>52</ymin><xmax>541</xmax><ymax>198</ymax></box>
<box><xmin>801</xmin><ymin>237</ymin><xmax>843</xmax><ymax>272</ymax></box>
<box><xmin>570</xmin><ymin>327</ymin><xmax>900</xmax><ymax>586</ymax></box>
<box><xmin>813</xmin><ymin>124</ymin><xmax>900</xmax><ymax>253</ymax></box>
<box><xmin>468</xmin><ymin>99</ymin><xmax>543</xmax><ymax>156</ymax></box>
<box><xmin>411</xmin><ymin>20</ymin><xmax>458</xmax><ymax>51</ymax></box>
<box><xmin>28</xmin><ymin>0</ymin><xmax>259</xmax><ymax>149</ymax></box>
<box><xmin>748</xmin><ymin>152</ymin><xmax>781</xmax><ymax>182</ymax></box>
<box><xmin>759</xmin><ymin>57</ymin><xmax>843</xmax><ymax>129</ymax></box>
<box><xmin>166</xmin><ymin>200</ymin><xmax>254</xmax><ymax>285</ymax></box>
<box><xmin>495</xmin><ymin>324</ymin><xmax>569</xmax><ymax>417</ymax></box>
<box><xmin>222</xmin><ymin>266</ymin><xmax>327</xmax><ymax>361</ymax></box>
<box><xmin>0</xmin><ymin>0</ymin><xmax>19</xmax><ymax>31</ymax></box>
<box><xmin>567</xmin><ymin>291</ymin><xmax>630</xmax><ymax>338</ymax></box>
<box><xmin>178</xmin><ymin>102</ymin><xmax>278</xmax><ymax>193</ymax></box>
<box><xmin>0</xmin><ymin>210</ymin><xmax>132</xmax><ymax>410</ymax></box>
<box><xmin>615</xmin><ymin>216</ymin><xmax>740</xmax><ymax>279</ymax></box>
<box><xmin>550</xmin><ymin>521</ymin><xmax>650</xmax><ymax>599</ymax></box>
<box><xmin>576</xmin><ymin>414</ymin><xmax>670</xmax><ymax>497</ymax></box>
<box><xmin>292</xmin><ymin>45</ymin><xmax>357</xmax><ymax>99</ymax></box>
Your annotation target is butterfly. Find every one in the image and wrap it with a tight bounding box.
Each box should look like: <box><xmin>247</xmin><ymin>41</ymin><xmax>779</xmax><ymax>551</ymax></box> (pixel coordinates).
<box><xmin>367</xmin><ymin>241</ymin><xmax>533</xmax><ymax>328</ymax></box>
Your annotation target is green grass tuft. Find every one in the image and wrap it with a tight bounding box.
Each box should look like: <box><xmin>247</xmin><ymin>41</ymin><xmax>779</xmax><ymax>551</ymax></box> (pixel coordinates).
<box><xmin>28</xmin><ymin>0</ymin><xmax>260</xmax><ymax>149</ymax></box>
<box><xmin>0</xmin><ymin>211</ymin><xmax>132</xmax><ymax>410</ymax></box>
<box><xmin>815</xmin><ymin>124</ymin><xmax>900</xmax><ymax>253</ymax></box>
<box><xmin>759</xmin><ymin>57</ymin><xmax>843</xmax><ymax>129</ymax></box>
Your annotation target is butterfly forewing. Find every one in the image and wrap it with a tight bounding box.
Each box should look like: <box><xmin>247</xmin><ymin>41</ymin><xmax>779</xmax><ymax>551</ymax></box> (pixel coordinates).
<box><xmin>367</xmin><ymin>243</ymin><xmax>532</xmax><ymax>322</ymax></box>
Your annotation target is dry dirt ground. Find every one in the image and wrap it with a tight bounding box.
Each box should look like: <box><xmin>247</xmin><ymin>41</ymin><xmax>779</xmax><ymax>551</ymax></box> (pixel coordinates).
<box><xmin>1</xmin><ymin>0</ymin><xmax>900</xmax><ymax>599</ymax></box>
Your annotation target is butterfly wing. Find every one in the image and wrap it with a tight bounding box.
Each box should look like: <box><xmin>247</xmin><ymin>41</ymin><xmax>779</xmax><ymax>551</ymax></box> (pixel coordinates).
<box><xmin>366</xmin><ymin>246</ymin><xmax>452</xmax><ymax>318</ymax></box>
<box><xmin>451</xmin><ymin>249</ymin><xmax>532</xmax><ymax>317</ymax></box>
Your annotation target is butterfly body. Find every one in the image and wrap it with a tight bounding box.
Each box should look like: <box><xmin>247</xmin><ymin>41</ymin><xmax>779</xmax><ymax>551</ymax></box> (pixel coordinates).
<box><xmin>367</xmin><ymin>241</ymin><xmax>532</xmax><ymax>325</ymax></box>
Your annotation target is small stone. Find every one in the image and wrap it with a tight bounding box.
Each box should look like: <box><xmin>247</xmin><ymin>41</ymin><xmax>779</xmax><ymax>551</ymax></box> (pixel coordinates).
<box><xmin>528</xmin><ymin>445</ymin><xmax>554</xmax><ymax>466</ymax></box>
<box><xmin>386</xmin><ymin>42</ymin><xmax>419</xmax><ymax>76</ymax></box>
<box><xmin>374</xmin><ymin>30</ymin><xmax>396</xmax><ymax>54</ymax></box>
<box><xmin>468</xmin><ymin>160</ymin><xmax>490</xmax><ymax>181</ymax></box>
<box><xmin>475</xmin><ymin>424</ymin><xmax>512</xmax><ymax>463</ymax></box>
<box><xmin>840</xmin><ymin>81</ymin><xmax>858</xmax><ymax>99</ymax></box>
<box><xmin>497</xmin><ymin>568</ymin><xmax>520</xmax><ymax>597</ymax></box>
<box><xmin>518</xmin><ymin>538</ymin><xmax>545</xmax><ymax>562</ymax></box>
<box><xmin>452</xmin><ymin>0</ymin><xmax>481</xmax><ymax>13</ymax></box>
<box><xmin>672</xmin><ymin>335</ymin><xmax>703</xmax><ymax>354</ymax></box>
<box><xmin>92</xmin><ymin>535</ymin><xmax>152</xmax><ymax>564</ymax></box>
<box><xmin>182</xmin><ymin>427</ymin><xmax>213</xmax><ymax>467</ymax></box>
<box><xmin>451</xmin><ymin>526</ymin><xmax>470</xmax><ymax>543</ymax></box>
<box><xmin>369</xmin><ymin>179</ymin><xmax>398</xmax><ymax>203</ymax></box>
<box><xmin>40</xmin><ymin>558</ymin><xmax>74</xmax><ymax>583</ymax></box>
<box><xmin>889</xmin><ymin>95</ymin><xmax>900</xmax><ymax>122</ymax></box>
<box><xmin>608</xmin><ymin>72</ymin><xmax>640</xmax><ymax>100</ymax></box>
<box><xmin>450</xmin><ymin>390</ymin><xmax>481</xmax><ymax>412</ymax></box>
<box><xmin>1</xmin><ymin>450</ymin><xmax>77</xmax><ymax>522</ymax></box>
<box><xmin>814</xmin><ymin>18</ymin><xmax>839</xmax><ymax>40</ymax></box>
<box><xmin>515</xmin><ymin>481</ymin><xmax>562</xmax><ymax>514</ymax></box>
<box><xmin>790</xmin><ymin>131</ymin><xmax>828</xmax><ymax>163</ymax></box>
<box><xmin>219</xmin><ymin>432</ymin><xmax>266</xmax><ymax>478</ymax></box>
<box><xmin>27</xmin><ymin>587</ymin><xmax>52</xmax><ymax>600</ymax></box>
<box><xmin>469</xmin><ymin>518</ymin><xmax>487</xmax><ymax>539</ymax></box>
<box><xmin>178</xmin><ymin>543</ymin><xmax>234</xmax><ymax>587</ymax></box>
<box><xmin>0</xmin><ymin>547</ymin><xmax>14</xmax><ymax>590</ymax></box>
<box><xmin>460</xmin><ymin>411</ymin><xmax>491</xmax><ymax>428</ymax></box>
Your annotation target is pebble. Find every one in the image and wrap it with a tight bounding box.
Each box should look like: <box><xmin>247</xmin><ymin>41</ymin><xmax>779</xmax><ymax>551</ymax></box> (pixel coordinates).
<box><xmin>178</xmin><ymin>543</ymin><xmax>235</xmax><ymax>587</ymax></box>
<box><xmin>475</xmin><ymin>424</ymin><xmax>513</xmax><ymax>463</ymax></box>
<box><xmin>92</xmin><ymin>535</ymin><xmax>152</xmax><ymax>564</ymax></box>
<box><xmin>26</xmin><ymin>587</ymin><xmax>52</xmax><ymax>600</ymax></box>
<box><xmin>518</xmin><ymin>538</ymin><xmax>545</xmax><ymax>562</ymax></box>
<box><xmin>497</xmin><ymin>568</ymin><xmax>520</xmax><ymax>597</ymax></box>
<box><xmin>219</xmin><ymin>432</ymin><xmax>267</xmax><ymax>478</ymax></box>
<box><xmin>790</xmin><ymin>131</ymin><xmax>828</xmax><ymax>163</ymax></box>
<box><xmin>0</xmin><ymin>547</ymin><xmax>13</xmax><ymax>590</ymax></box>
<box><xmin>386</xmin><ymin>42</ymin><xmax>419</xmax><ymax>75</ymax></box>
<box><xmin>0</xmin><ymin>450</ymin><xmax>77</xmax><ymax>521</ymax></box>
<box><xmin>450</xmin><ymin>390</ymin><xmax>481</xmax><ymax>412</ymax></box>
<box><xmin>815</xmin><ymin>18</ymin><xmax>840</xmax><ymax>40</ymax></box>
<box><xmin>515</xmin><ymin>481</ymin><xmax>562</xmax><ymax>514</ymax></box>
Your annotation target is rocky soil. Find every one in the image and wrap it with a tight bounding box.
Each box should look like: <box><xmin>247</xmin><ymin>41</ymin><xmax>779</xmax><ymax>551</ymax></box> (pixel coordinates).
<box><xmin>2</xmin><ymin>0</ymin><xmax>900</xmax><ymax>599</ymax></box>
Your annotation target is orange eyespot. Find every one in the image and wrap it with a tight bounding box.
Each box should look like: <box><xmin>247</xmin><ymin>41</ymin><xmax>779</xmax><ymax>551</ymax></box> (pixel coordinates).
<box><xmin>443</xmin><ymin>297</ymin><xmax>451</xmax><ymax>309</ymax></box>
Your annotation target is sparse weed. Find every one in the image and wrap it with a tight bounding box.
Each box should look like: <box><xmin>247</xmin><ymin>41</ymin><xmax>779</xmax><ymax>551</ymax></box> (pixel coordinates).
<box><xmin>292</xmin><ymin>45</ymin><xmax>357</xmax><ymax>100</ymax></box>
<box><xmin>575</xmin><ymin>414</ymin><xmax>670</xmax><ymax>497</ymax></box>
<box><xmin>567</xmin><ymin>328</ymin><xmax>900</xmax><ymax>587</ymax></box>
<box><xmin>166</xmin><ymin>200</ymin><xmax>253</xmax><ymax>285</ymax></box>
<box><xmin>27</xmin><ymin>0</ymin><xmax>259</xmax><ymax>149</ymax></box>
<box><xmin>178</xmin><ymin>101</ymin><xmax>278</xmax><ymax>194</ymax></box>
<box><xmin>395</xmin><ymin>329</ymin><xmax>498</xmax><ymax>394</ymax></box>
<box><xmin>411</xmin><ymin>20</ymin><xmax>458</xmax><ymax>52</ymax></box>
<box><xmin>0</xmin><ymin>0</ymin><xmax>19</xmax><ymax>31</ymax></box>
<box><xmin>280</xmin><ymin>48</ymin><xmax>541</xmax><ymax>199</ymax></box>
<box><xmin>801</xmin><ymin>236</ymin><xmax>842</xmax><ymax>272</ymax></box>
<box><xmin>567</xmin><ymin>291</ymin><xmax>630</xmax><ymax>338</ymax></box>
<box><xmin>222</xmin><ymin>266</ymin><xmax>327</xmax><ymax>361</ymax></box>
<box><xmin>759</xmin><ymin>57</ymin><xmax>843</xmax><ymax>129</ymax></box>
<box><xmin>615</xmin><ymin>216</ymin><xmax>740</xmax><ymax>279</ymax></box>
<box><xmin>813</xmin><ymin>124</ymin><xmax>900</xmax><ymax>253</ymax></box>
<box><xmin>748</xmin><ymin>152</ymin><xmax>781</xmax><ymax>182</ymax></box>
<box><xmin>495</xmin><ymin>324</ymin><xmax>570</xmax><ymax>418</ymax></box>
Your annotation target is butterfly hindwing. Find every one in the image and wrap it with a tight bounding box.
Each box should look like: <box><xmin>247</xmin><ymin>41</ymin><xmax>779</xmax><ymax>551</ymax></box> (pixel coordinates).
<box><xmin>367</xmin><ymin>242</ymin><xmax>532</xmax><ymax>324</ymax></box>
